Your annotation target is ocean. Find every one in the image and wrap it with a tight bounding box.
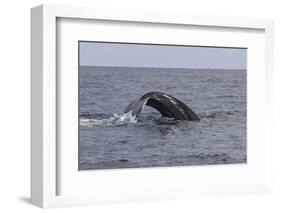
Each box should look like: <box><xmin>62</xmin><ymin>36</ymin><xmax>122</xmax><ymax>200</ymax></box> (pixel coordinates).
<box><xmin>79</xmin><ymin>66</ymin><xmax>246</xmax><ymax>170</ymax></box>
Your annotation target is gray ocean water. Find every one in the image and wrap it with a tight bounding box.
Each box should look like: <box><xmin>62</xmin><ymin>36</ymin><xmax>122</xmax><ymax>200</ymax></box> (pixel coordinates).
<box><xmin>79</xmin><ymin>66</ymin><xmax>246</xmax><ymax>170</ymax></box>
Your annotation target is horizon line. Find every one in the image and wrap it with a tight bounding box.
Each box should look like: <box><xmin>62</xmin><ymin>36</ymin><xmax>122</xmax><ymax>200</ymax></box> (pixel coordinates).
<box><xmin>79</xmin><ymin>65</ymin><xmax>246</xmax><ymax>71</ymax></box>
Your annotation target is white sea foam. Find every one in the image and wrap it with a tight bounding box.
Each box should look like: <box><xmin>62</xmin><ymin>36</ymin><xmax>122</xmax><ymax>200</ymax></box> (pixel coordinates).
<box><xmin>80</xmin><ymin>112</ymin><xmax>137</xmax><ymax>127</ymax></box>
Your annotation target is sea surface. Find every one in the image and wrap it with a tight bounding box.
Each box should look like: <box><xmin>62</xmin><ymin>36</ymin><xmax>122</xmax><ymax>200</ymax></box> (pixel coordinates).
<box><xmin>79</xmin><ymin>66</ymin><xmax>246</xmax><ymax>170</ymax></box>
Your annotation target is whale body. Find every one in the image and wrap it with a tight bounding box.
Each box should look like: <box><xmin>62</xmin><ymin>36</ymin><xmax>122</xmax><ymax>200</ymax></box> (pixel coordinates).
<box><xmin>124</xmin><ymin>92</ymin><xmax>200</xmax><ymax>121</ymax></box>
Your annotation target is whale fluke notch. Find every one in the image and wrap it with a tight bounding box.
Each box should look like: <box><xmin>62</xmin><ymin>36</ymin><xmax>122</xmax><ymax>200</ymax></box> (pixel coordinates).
<box><xmin>124</xmin><ymin>92</ymin><xmax>200</xmax><ymax>121</ymax></box>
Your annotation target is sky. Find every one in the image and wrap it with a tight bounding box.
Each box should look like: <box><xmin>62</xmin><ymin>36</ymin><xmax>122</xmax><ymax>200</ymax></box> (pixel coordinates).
<box><xmin>79</xmin><ymin>42</ymin><xmax>247</xmax><ymax>70</ymax></box>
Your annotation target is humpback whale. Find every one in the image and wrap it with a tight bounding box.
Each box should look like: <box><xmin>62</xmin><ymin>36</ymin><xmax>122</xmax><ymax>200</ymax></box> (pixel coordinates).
<box><xmin>124</xmin><ymin>92</ymin><xmax>200</xmax><ymax>121</ymax></box>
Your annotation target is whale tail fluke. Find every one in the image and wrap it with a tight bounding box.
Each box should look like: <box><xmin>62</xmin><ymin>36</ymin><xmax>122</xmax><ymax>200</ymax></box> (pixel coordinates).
<box><xmin>123</xmin><ymin>92</ymin><xmax>199</xmax><ymax>121</ymax></box>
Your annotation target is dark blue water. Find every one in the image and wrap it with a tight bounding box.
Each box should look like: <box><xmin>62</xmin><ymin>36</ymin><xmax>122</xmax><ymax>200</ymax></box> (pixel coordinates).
<box><xmin>79</xmin><ymin>66</ymin><xmax>246</xmax><ymax>170</ymax></box>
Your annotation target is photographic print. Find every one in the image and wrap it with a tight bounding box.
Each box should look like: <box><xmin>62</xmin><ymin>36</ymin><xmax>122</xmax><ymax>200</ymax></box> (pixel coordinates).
<box><xmin>79</xmin><ymin>41</ymin><xmax>247</xmax><ymax>170</ymax></box>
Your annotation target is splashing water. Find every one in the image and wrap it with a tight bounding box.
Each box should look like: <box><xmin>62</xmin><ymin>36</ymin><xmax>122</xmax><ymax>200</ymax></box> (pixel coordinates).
<box><xmin>80</xmin><ymin>111</ymin><xmax>137</xmax><ymax>127</ymax></box>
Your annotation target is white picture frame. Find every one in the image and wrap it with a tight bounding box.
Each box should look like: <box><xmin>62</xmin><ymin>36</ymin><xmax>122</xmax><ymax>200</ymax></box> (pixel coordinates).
<box><xmin>31</xmin><ymin>4</ymin><xmax>274</xmax><ymax>208</ymax></box>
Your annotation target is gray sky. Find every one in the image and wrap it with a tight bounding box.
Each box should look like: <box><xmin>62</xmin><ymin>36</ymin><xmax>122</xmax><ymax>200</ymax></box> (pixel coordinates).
<box><xmin>79</xmin><ymin>42</ymin><xmax>246</xmax><ymax>69</ymax></box>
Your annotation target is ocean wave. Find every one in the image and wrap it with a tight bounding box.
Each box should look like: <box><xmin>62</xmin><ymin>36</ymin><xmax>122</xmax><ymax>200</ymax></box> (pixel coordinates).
<box><xmin>199</xmin><ymin>110</ymin><xmax>242</xmax><ymax>119</ymax></box>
